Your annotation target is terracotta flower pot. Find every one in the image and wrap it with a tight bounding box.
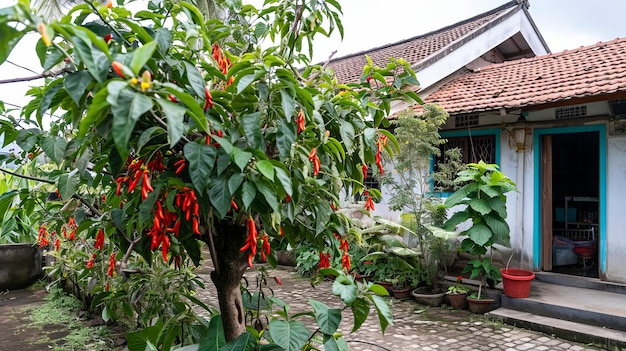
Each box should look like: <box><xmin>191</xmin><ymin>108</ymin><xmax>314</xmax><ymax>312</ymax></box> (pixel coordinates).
<box><xmin>447</xmin><ymin>292</ymin><xmax>467</xmax><ymax>309</ymax></box>
<box><xmin>500</xmin><ymin>268</ymin><xmax>535</xmax><ymax>298</ymax></box>
<box><xmin>391</xmin><ymin>287</ymin><xmax>412</xmax><ymax>299</ymax></box>
<box><xmin>466</xmin><ymin>296</ymin><xmax>494</xmax><ymax>314</ymax></box>
<box><xmin>411</xmin><ymin>287</ymin><xmax>445</xmax><ymax>306</ymax></box>
<box><xmin>375</xmin><ymin>281</ymin><xmax>393</xmax><ymax>294</ymax></box>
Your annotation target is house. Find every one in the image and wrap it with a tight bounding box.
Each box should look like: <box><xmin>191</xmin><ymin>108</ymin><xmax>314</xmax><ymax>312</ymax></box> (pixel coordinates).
<box><xmin>329</xmin><ymin>1</ymin><xmax>626</xmax><ymax>284</ymax></box>
<box><xmin>415</xmin><ymin>38</ymin><xmax>626</xmax><ymax>284</ymax></box>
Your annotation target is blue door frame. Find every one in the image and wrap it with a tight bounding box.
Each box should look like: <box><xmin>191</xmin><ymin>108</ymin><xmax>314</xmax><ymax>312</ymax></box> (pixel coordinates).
<box><xmin>533</xmin><ymin>124</ymin><xmax>607</xmax><ymax>273</ymax></box>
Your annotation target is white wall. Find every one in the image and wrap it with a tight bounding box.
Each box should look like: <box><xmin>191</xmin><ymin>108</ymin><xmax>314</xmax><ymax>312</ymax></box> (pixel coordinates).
<box><xmin>605</xmin><ymin>135</ymin><xmax>626</xmax><ymax>283</ymax></box>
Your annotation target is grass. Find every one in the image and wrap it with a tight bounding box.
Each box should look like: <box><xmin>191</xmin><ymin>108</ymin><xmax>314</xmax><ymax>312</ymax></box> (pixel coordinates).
<box><xmin>26</xmin><ymin>287</ymin><xmax>117</xmax><ymax>351</ymax></box>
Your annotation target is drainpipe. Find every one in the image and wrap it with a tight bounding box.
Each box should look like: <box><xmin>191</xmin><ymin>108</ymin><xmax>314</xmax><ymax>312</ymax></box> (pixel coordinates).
<box><xmin>513</xmin><ymin>125</ymin><xmax>528</xmax><ymax>268</ymax></box>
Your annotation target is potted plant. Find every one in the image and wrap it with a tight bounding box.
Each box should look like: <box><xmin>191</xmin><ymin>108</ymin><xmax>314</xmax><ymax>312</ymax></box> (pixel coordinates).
<box><xmin>441</xmin><ymin>161</ymin><xmax>518</xmax><ymax>313</ymax></box>
<box><xmin>446</xmin><ymin>275</ymin><xmax>470</xmax><ymax>309</ymax></box>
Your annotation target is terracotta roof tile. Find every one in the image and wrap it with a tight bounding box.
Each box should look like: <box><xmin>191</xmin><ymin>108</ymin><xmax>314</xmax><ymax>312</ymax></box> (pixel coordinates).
<box><xmin>417</xmin><ymin>38</ymin><xmax>626</xmax><ymax>114</ymax></box>
<box><xmin>325</xmin><ymin>3</ymin><xmax>517</xmax><ymax>84</ymax></box>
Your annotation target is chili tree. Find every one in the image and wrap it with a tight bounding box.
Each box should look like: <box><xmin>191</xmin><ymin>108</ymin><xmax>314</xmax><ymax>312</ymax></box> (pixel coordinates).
<box><xmin>0</xmin><ymin>0</ymin><xmax>421</xmax><ymax>343</ymax></box>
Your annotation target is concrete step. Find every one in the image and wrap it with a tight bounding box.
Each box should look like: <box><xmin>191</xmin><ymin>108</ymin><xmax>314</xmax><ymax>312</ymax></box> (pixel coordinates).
<box><xmin>534</xmin><ymin>271</ymin><xmax>626</xmax><ymax>294</ymax></box>
<box><xmin>488</xmin><ymin>308</ymin><xmax>626</xmax><ymax>350</ymax></box>
<box><xmin>500</xmin><ymin>280</ymin><xmax>626</xmax><ymax>331</ymax></box>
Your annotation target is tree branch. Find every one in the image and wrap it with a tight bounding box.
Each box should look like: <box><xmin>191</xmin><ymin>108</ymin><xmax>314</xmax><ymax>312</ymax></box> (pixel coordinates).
<box><xmin>0</xmin><ymin>167</ymin><xmax>55</xmax><ymax>184</ymax></box>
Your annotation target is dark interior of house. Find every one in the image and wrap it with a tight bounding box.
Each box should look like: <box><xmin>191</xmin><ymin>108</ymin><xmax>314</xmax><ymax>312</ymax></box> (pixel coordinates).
<box><xmin>550</xmin><ymin>132</ymin><xmax>600</xmax><ymax>278</ymax></box>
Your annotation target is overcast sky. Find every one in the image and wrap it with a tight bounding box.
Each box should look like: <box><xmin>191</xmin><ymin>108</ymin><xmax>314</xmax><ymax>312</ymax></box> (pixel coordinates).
<box><xmin>2</xmin><ymin>0</ymin><xmax>626</xmax><ymax>110</ymax></box>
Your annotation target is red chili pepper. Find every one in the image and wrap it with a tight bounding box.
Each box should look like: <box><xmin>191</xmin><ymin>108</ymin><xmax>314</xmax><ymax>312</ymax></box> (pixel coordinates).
<box><xmin>112</xmin><ymin>61</ymin><xmax>126</xmax><ymax>78</ymax></box>
<box><xmin>240</xmin><ymin>216</ymin><xmax>258</xmax><ymax>268</ymax></box>
<box><xmin>168</xmin><ymin>94</ymin><xmax>178</xmax><ymax>103</ymax></box>
<box><xmin>203</xmin><ymin>87</ymin><xmax>213</xmax><ymax>111</ymax></box>
<box><xmin>341</xmin><ymin>251</ymin><xmax>351</xmax><ymax>271</ymax></box>
<box><xmin>274</xmin><ymin>276</ymin><xmax>282</xmax><ymax>285</ymax></box>
<box><xmin>362</xmin><ymin>164</ymin><xmax>368</xmax><ymax>179</ymax></box>
<box><xmin>174</xmin><ymin>159</ymin><xmax>186</xmax><ymax>174</ymax></box>
<box><xmin>231</xmin><ymin>199</ymin><xmax>239</xmax><ymax>211</ymax></box>
<box><xmin>365</xmin><ymin>195</ymin><xmax>375</xmax><ymax>212</ymax></box>
<box><xmin>285</xmin><ymin>195</ymin><xmax>291</xmax><ymax>203</ymax></box>
<box><xmin>107</xmin><ymin>252</ymin><xmax>116</xmax><ymax>277</ymax></box>
<box><xmin>279</xmin><ymin>226</ymin><xmax>284</xmax><ymax>237</ymax></box>
<box><xmin>192</xmin><ymin>217</ymin><xmax>200</xmax><ymax>235</ymax></box>
<box><xmin>161</xmin><ymin>234</ymin><xmax>170</xmax><ymax>261</ymax></box>
<box><xmin>375</xmin><ymin>151</ymin><xmax>384</xmax><ymax>175</ymax></box>
<box><xmin>54</xmin><ymin>238</ymin><xmax>60</xmax><ymax>251</ymax></box>
<box><xmin>94</xmin><ymin>229</ymin><xmax>105</xmax><ymax>250</ymax></box>
<box><xmin>296</xmin><ymin>108</ymin><xmax>305</xmax><ymax>134</ymax></box>
<box><xmin>104</xmin><ymin>33</ymin><xmax>113</xmax><ymax>43</ymax></box>
<box><xmin>319</xmin><ymin>251</ymin><xmax>331</xmax><ymax>269</ymax></box>
<box><xmin>308</xmin><ymin>148</ymin><xmax>320</xmax><ymax>176</ymax></box>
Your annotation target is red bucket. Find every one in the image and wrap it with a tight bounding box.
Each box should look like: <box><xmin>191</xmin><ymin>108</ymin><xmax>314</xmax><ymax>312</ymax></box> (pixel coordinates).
<box><xmin>500</xmin><ymin>268</ymin><xmax>535</xmax><ymax>298</ymax></box>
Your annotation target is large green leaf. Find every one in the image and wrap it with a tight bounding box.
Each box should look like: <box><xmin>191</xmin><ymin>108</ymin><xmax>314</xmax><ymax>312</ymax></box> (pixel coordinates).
<box><xmin>268</xmin><ymin>321</ymin><xmax>309</xmax><ymax>351</ymax></box>
<box><xmin>130</xmin><ymin>40</ymin><xmax>157</xmax><ymax>75</ymax></box>
<box><xmin>350</xmin><ymin>297</ymin><xmax>370</xmax><ymax>332</ymax></box>
<box><xmin>208</xmin><ymin>176</ymin><xmax>231</xmax><ymax>219</ymax></box>
<box><xmin>444</xmin><ymin>182</ymin><xmax>478</xmax><ymax>208</ymax></box>
<box><xmin>183</xmin><ymin>61</ymin><xmax>206</xmax><ymax>98</ymax></box>
<box><xmin>156</xmin><ymin>99</ymin><xmax>187</xmax><ymax>147</ymax></box>
<box><xmin>78</xmin><ymin>84</ymin><xmax>110</xmax><ymax>138</ymax></box>
<box><xmin>331</xmin><ymin>275</ymin><xmax>357</xmax><ymax>305</ymax></box>
<box><xmin>280</xmin><ymin>89</ymin><xmax>295</xmax><ymax>119</ymax></box>
<box><xmin>58</xmin><ymin>172</ymin><xmax>79</xmax><ymax>201</ymax></box>
<box><xmin>323</xmin><ymin>334</ymin><xmax>348</xmax><ymax>351</ymax></box>
<box><xmin>0</xmin><ymin>190</ymin><xmax>17</xmax><ymax>222</ymax></box>
<box><xmin>309</xmin><ymin>299</ymin><xmax>341</xmax><ymax>335</ymax></box>
<box><xmin>468</xmin><ymin>198</ymin><xmax>491</xmax><ymax>215</ymax></box>
<box><xmin>198</xmin><ymin>316</ymin><xmax>225</xmax><ymax>351</ymax></box>
<box><xmin>465</xmin><ymin>223</ymin><xmax>493</xmax><ymax>246</ymax></box>
<box><xmin>371</xmin><ymin>295</ymin><xmax>393</xmax><ymax>334</ymax></box>
<box><xmin>184</xmin><ymin>143</ymin><xmax>216</xmax><ymax>191</ymax></box>
<box><xmin>126</xmin><ymin>318</ymin><xmax>163</xmax><ymax>351</ymax></box>
<box><xmin>255</xmin><ymin>179</ymin><xmax>278</xmax><ymax>212</ymax></box>
<box><xmin>442</xmin><ymin>211</ymin><xmax>469</xmax><ymax>231</ymax></box>
<box><xmin>70</xmin><ymin>32</ymin><xmax>107</xmax><ymax>84</ymax></box>
<box><xmin>484</xmin><ymin>212</ymin><xmax>510</xmax><ymax>246</ymax></box>
<box><xmin>241</xmin><ymin>182</ymin><xmax>256</xmax><ymax>209</ymax></box>
<box><xmin>273</xmin><ymin>166</ymin><xmax>292</xmax><ymax>196</ymax></box>
<box><xmin>63</xmin><ymin>70</ymin><xmax>92</xmax><ymax>105</ymax></box>
<box><xmin>40</xmin><ymin>136</ymin><xmax>67</xmax><ymax>165</ymax></box>
<box><xmin>162</xmin><ymin>85</ymin><xmax>208</xmax><ymax>132</ymax></box>
<box><xmin>256</xmin><ymin>160</ymin><xmax>274</xmax><ymax>180</ymax></box>
<box><xmin>0</xmin><ymin>22</ymin><xmax>24</xmax><ymax>65</ymax></box>
<box><xmin>276</xmin><ymin>118</ymin><xmax>296</xmax><ymax>160</ymax></box>
<box><xmin>111</xmin><ymin>89</ymin><xmax>153</xmax><ymax>158</ymax></box>
<box><xmin>220</xmin><ymin>331</ymin><xmax>256</xmax><ymax>351</ymax></box>
<box><xmin>242</xmin><ymin>112</ymin><xmax>262</xmax><ymax>149</ymax></box>
<box><xmin>338</xmin><ymin>119</ymin><xmax>355</xmax><ymax>153</ymax></box>
<box><xmin>232</xmin><ymin>148</ymin><xmax>253</xmax><ymax>171</ymax></box>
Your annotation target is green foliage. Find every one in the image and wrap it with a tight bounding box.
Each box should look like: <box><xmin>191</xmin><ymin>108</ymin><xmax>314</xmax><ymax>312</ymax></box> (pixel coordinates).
<box><xmin>0</xmin><ymin>0</ymin><xmax>420</xmax><ymax>344</ymax></box>
<box><xmin>442</xmin><ymin>161</ymin><xmax>517</xmax><ymax>288</ymax></box>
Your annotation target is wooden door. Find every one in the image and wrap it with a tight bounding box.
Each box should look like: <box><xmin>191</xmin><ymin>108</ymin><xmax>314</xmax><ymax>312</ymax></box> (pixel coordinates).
<box><xmin>541</xmin><ymin>135</ymin><xmax>553</xmax><ymax>271</ymax></box>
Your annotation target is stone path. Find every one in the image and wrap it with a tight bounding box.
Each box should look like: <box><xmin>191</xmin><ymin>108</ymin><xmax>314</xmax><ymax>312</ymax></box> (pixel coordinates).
<box><xmin>194</xmin><ymin>264</ymin><xmax>602</xmax><ymax>351</ymax></box>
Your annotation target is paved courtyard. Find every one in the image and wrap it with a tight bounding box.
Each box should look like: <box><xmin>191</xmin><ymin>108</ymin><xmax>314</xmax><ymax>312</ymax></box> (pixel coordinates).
<box><xmin>193</xmin><ymin>264</ymin><xmax>602</xmax><ymax>351</ymax></box>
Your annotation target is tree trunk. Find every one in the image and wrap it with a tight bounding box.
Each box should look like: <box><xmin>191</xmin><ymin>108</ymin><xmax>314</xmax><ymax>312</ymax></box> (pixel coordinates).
<box><xmin>207</xmin><ymin>219</ymin><xmax>249</xmax><ymax>341</ymax></box>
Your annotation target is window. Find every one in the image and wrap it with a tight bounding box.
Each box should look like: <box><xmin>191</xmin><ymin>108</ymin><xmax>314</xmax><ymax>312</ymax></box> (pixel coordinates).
<box><xmin>433</xmin><ymin>132</ymin><xmax>498</xmax><ymax>192</ymax></box>
<box><xmin>438</xmin><ymin>135</ymin><xmax>496</xmax><ymax>165</ymax></box>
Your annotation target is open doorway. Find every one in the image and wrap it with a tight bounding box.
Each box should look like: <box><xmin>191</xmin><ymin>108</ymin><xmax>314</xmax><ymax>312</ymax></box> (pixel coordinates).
<box><xmin>542</xmin><ymin>132</ymin><xmax>600</xmax><ymax>278</ymax></box>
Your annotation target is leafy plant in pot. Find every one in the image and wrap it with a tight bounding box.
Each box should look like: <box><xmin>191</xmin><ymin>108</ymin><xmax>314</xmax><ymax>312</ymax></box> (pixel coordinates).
<box><xmin>441</xmin><ymin>161</ymin><xmax>518</xmax><ymax>311</ymax></box>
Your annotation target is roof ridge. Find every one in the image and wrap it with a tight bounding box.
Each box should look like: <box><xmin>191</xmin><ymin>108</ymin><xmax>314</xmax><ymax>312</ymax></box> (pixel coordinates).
<box><xmin>475</xmin><ymin>37</ymin><xmax>626</xmax><ymax>72</ymax></box>
<box><xmin>325</xmin><ymin>1</ymin><xmax>521</xmax><ymax>64</ymax></box>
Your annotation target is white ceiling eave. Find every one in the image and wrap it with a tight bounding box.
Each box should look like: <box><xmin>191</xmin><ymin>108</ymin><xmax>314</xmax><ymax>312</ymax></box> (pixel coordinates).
<box><xmin>412</xmin><ymin>10</ymin><xmax>549</xmax><ymax>92</ymax></box>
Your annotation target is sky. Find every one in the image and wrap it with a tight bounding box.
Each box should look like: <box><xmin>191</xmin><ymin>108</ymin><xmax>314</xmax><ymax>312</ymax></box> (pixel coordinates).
<box><xmin>2</xmin><ymin>0</ymin><xmax>626</xmax><ymax>111</ymax></box>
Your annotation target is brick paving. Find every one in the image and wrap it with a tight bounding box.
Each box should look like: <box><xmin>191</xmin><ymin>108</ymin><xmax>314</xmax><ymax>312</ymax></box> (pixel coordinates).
<box><xmin>194</xmin><ymin>264</ymin><xmax>602</xmax><ymax>351</ymax></box>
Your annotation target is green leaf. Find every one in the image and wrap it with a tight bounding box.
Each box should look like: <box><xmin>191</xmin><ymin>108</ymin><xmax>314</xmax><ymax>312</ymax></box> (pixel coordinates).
<box><xmin>241</xmin><ymin>182</ymin><xmax>255</xmax><ymax>209</ymax></box>
<box><xmin>162</xmin><ymin>85</ymin><xmax>208</xmax><ymax>132</ymax></box>
<box><xmin>130</xmin><ymin>40</ymin><xmax>157</xmax><ymax>75</ymax></box>
<box><xmin>58</xmin><ymin>172</ymin><xmax>79</xmax><ymax>201</ymax></box>
<box><xmin>78</xmin><ymin>84</ymin><xmax>110</xmax><ymax>138</ymax></box>
<box><xmin>220</xmin><ymin>331</ymin><xmax>255</xmax><ymax>351</ymax></box>
<box><xmin>332</xmin><ymin>275</ymin><xmax>358</xmax><ymax>305</ymax></box>
<box><xmin>184</xmin><ymin>143</ymin><xmax>216</xmax><ymax>191</ymax></box>
<box><xmin>156</xmin><ymin>99</ymin><xmax>187</xmax><ymax>147</ymax></box>
<box><xmin>484</xmin><ymin>213</ymin><xmax>510</xmax><ymax>246</ymax></box>
<box><xmin>228</xmin><ymin>173</ymin><xmax>245</xmax><ymax>194</ymax></box>
<box><xmin>126</xmin><ymin>319</ymin><xmax>164</xmax><ymax>351</ymax></box>
<box><xmin>268</xmin><ymin>321</ymin><xmax>309</xmax><ymax>351</ymax></box>
<box><xmin>242</xmin><ymin>112</ymin><xmax>262</xmax><ymax>148</ymax></box>
<box><xmin>111</xmin><ymin>89</ymin><xmax>153</xmax><ymax>158</ymax></box>
<box><xmin>64</xmin><ymin>70</ymin><xmax>92</xmax><ymax>105</ymax></box>
<box><xmin>276</xmin><ymin>118</ymin><xmax>296</xmax><ymax>160</ymax></box>
<box><xmin>338</xmin><ymin>120</ymin><xmax>355</xmax><ymax>153</ymax></box>
<box><xmin>309</xmin><ymin>299</ymin><xmax>341</xmax><ymax>335</ymax></box>
<box><xmin>236</xmin><ymin>73</ymin><xmax>257</xmax><ymax>94</ymax></box>
<box><xmin>350</xmin><ymin>297</ymin><xmax>370</xmax><ymax>332</ymax></box>
<box><xmin>209</xmin><ymin>176</ymin><xmax>231</xmax><ymax>218</ymax></box>
<box><xmin>0</xmin><ymin>23</ymin><xmax>24</xmax><ymax>65</ymax></box>
<box><xmin>183</xmin><ymin>61</ymin><xmax>206</xmax><ymax>98</ymax></box>
<box><xmin>442</xmin><ymin>211</ymin><xmax>469</xmax><ymax>231</ymax></box>
<box><xmin>444</xmin><ymin>182</ymin><xmax>478</xmax><ymax>208</ymax></box>
<box><xmin>280</xmin><ymin>89</ymin><xmax>295</xmax><ymax>119</ymax></box>
<box><xmin>256</xmin><ymin>180</ymin><xmax>279</xmax><ymax>212</ymax></box>
<box><xmin>232</xmin><ymin>148</ymin><xmax>253</xmax><ymax>171</ymax></box>
<box><xmin>466</xmin><ymin>223</ymin><xmax>493</xmax><ymax>246</ymax></box>
<box><xmin>371</xmin><ymin>295</ymin><xmax>393</xmax><ymax>334</ymax></box>
<box><xmin>198</xmin><ymin>315</ymin><xmax>225</xmax><ymax>351</ymax></box>
<box><xmin>256</xmin><ymin>160</ymin><xmax>274</xmax><ymax>180</ymax></box>
<box><xmin>70</xmin><ymin>33</ymin><xmax>108</xmax><ymax>84</ymax></box>
<box><xmin>468</xmin><ymin>198</ymin><xmax>491</xmax><ymax>215</ymax></box>
<box><xmin>40</xmin><ymin>136</ymin><xmax>67</xmax><ymax>165</ymax></box>
<box><xmin>274</xmin><ymin>166</ymin><xmax>292</xmax><ymax>196</ymax></box>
